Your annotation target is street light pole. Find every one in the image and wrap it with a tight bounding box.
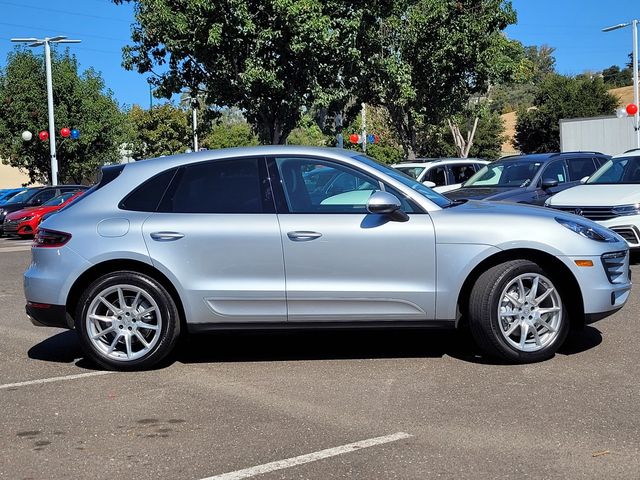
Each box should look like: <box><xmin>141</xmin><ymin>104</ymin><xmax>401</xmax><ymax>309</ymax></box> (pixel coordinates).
<box><xmin>603</xmin><ymin>20</ymin><xmax>640</xmax><ymax>148</ymax></box>
<box><xmin>10</xmin><ymin>36</ymin><xmax>81</xmax><ymax>185</ymax></box>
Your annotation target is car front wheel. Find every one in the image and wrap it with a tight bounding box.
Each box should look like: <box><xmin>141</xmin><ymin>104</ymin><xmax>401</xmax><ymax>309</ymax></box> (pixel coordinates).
<box><xmin>75</xmin><ymin>271</ymin><xmax>180</xmax><ymax>370</ymax></box>
<box><xmin>468</xmin><ymin>260</ymin><xmax>569</xmax><ymax>363</ymax></box>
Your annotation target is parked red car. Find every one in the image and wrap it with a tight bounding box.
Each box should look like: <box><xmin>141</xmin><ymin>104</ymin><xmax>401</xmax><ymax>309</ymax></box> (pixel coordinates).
<box><xmin>3</xmin><ymin>191</ymin><xmax>84</xmax><ymax>238</ymax></box>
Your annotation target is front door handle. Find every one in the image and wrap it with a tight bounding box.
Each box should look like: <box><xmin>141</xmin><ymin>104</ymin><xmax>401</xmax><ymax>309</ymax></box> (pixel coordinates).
<box><xmin>287</xmin><ymin>231</ymin><xmax>322</xmax><ymax>241</ymax></box>
<box><xmin>150</xmin><ymin>231</ymin><xmax>184</xmax><ymax>241</ymax></box>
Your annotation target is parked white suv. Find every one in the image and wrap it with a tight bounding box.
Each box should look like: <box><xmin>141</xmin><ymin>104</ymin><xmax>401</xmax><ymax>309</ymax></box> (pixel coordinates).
<box><xmin>546</xmin><ymin>149</ymin><xmax>640</xmax><ymax>249</ymax></box>
<box><xmin>392</xmin><ymin>158</ymin><xmax>489</xmax><ymax>193</ymax></box>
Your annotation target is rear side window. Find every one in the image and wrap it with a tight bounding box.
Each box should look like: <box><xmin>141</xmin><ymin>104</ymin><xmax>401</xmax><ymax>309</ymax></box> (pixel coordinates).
<box><xmin>425</xmin><ymin>166</ymin><xmax>447</xmax><ymax>186</ymax></box>
<box><xmin>566</xmin><ymin>157</ymin><xmax>598</xmax><ymax>181</ymax></box>
<box><xmin>159</xmin><ymin>158</ymin><xmax>273</xmax><ymax>214</ymax></box>
<box><xmin>448</xmin><ymin>164</ymin><xmax>477</xmax><ymax>183</ymax></box>
<box><xmin>120</xmin><ymin>168</ymin><xmax>177</xmax><ymax>212</ymax></box>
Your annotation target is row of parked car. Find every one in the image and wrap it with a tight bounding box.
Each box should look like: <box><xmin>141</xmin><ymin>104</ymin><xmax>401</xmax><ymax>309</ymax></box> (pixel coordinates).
<box><xmin>391</xmin><ymin>149</ymin><xmax>640</xmax><ymax>250</ymax></box>
<box><xmin>0</xmin><ymin>185</ymin><xmax>88</xmax><ymax>238</ymax></box>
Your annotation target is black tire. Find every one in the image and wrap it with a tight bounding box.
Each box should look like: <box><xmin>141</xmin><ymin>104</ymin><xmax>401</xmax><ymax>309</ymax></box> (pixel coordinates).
<box><xmin>75</xmin><ymin>270</ymin><xmax>181</xmax><ymax>370</ymax></box>
<box><xmin>468</xmin><ymin>260</ymin><xmax>570</xmax><ymax>363</ymax></box>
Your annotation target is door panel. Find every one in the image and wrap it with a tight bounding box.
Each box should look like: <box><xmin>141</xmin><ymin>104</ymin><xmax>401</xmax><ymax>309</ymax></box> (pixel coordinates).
<box><xmin>143</xmin><ymin>214</ymin><xmax>286</xmax><ymax>323</ymax></box>
<box><xmin>278</xmin><ymin>214</ymin><xmax>436</xmax><ymax>321</ymax></box>
<box><xmin>270</xmin><ymin>156</ymin><xmax>436</xmax><ymax>322</ymax></box>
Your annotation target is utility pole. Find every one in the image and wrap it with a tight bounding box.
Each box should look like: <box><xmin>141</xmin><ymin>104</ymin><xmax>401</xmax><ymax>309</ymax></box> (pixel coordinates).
<box><xmin>603</xmin><ymin>20</ymin><xmax>640</xmax><ymax>148</ymax></box>
<box><xmin>191</xmin><ymin>97</ymin><xmax>199</xmax><ymax>151</ymax></box>
<box><xmin>361</xmin><ymin>102</ymin><xmax>367</xmax><ymax>153</ymax></box>
<box><xmin>11</xmin><ymin>36</ymin><xmax>81</xmax><ymax>185</ymax></box>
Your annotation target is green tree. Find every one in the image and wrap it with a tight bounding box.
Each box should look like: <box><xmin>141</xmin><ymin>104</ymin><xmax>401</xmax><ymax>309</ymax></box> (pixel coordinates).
<box><xmin>0</xmin><ymin>49</ymin><xmax>125</xmax><ymax>184</ymax></box>
<box><xmin>514</xmin><ymin>74</ymin><xmax>618</xmax><ymax>153</ymax></box>
<box><xmin>360</xmin><ymin>0</ymin><xmax>520</xmax><ymax>159</ymax></box>
<box><xmin>202</xmin><ymin>121</ymin><xmax>259</xmax><ymax>150</ymax></box>
<box><xmin>342</xmin><ymin>106</ymin><xmax>405</xmax><ymax>165</ymax></box>
<box><xmin>126</xmin><ymin>104</ymin><xmax>190</xmax><ymax>159</ymax></box>
<box><xmin>114</xmin><ymin>0</ymin><xmax>363</xmax><ymax>145</ymax></box>
<box><xmin>602</xmin><ymin>64</ymin><xmax>633</xmax><ymax>88</ymax></box>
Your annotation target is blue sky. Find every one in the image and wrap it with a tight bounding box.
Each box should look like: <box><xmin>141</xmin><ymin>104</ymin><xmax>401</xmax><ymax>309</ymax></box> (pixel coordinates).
<box><xmin>0</xmin><ymin>0</ymin><xmax>638</xmax><ymax>108</ymax></box>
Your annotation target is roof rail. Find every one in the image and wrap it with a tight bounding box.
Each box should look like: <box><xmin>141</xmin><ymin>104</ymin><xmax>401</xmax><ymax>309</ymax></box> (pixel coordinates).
<box><xmin>623</xmin><ymin>147</ymin><xmax>640</xmax><ymax>154</ymax></box>
<box><xmin>554</xmin><ymin>151</ymin><xmax>605</xmax><ymax>156</ymax></box>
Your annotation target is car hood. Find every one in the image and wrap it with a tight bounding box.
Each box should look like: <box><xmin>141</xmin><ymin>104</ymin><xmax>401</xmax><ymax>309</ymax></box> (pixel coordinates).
<box><xmin>430</xmin><ymin>200</ymin><xmax>626</xmax><ymax>255</ymax></box>
<box><xmin>445</xmin><ymin>186</ymin><xmax>518</xmax><ymax>201</ymax></box>
<box><xmin>5</xmin><ymin>205</ymin><xmax>53</xmax><ymax>220</ymax></box>
<box><xmin>546</xmin><ymin>184</ymin><xmax>640</xmax><ymax>206</ymax></box>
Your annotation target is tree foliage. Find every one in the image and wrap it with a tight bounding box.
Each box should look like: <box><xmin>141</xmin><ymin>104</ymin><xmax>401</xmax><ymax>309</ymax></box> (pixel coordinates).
<box><xmin>0</xmin><ymin>49</ymin><xmax>125</xmax><ymax>184</ymax></box>
<box><xmin>359</xmin><ymin>0</ymin><xmax>519</xmax><ymax>159</ymax></box>
<box><xmin>203</xmin><ymin>120</ymin><xmax>259</xmax><ymax>150</ymax></box>
<box><xmin>126</xmin><ymin>104</ymin><xmax>190</xmax><ymax>159</ymax></box>
<box><xmin>114</xmin><ymin>0</ymin><xmax>364</xmax><ymax>145</ymax></box>
<box><xmin>514</xmin><ymin>74</ymin><xmax>618</xmax><ymax>153</ymax></box>
<box><xmin>602</xmin><ymin>64</ymin><xmax>633</xmax><ymax>88</ymax></box>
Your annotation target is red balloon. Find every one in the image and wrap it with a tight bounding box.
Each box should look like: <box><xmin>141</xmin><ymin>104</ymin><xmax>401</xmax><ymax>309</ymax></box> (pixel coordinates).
<box><xmin>349</xmin><ymin>133</ymin><xmax>359</xmax><ymax>144</ymax></box>
<box><xmin>38</xmin><ymin>130</ymin><xmax>49</xmax><ymax>141</ymax></box>
<box><xmin>60</xmin><ymin>127</ymin><xmax>71</xmax><ymax>138</ymax></box>
<box><xmin>626</xmin><ymin>103</ymin><xmax>638</xmax><ymax>115</ymax></box>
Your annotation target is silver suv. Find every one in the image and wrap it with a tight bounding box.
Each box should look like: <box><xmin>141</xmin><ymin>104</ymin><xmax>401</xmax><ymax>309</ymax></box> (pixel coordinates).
<box><xmin>24</xmin><ymin>147</ymin><xmax>631</xmax><ymax>370</ymax></box>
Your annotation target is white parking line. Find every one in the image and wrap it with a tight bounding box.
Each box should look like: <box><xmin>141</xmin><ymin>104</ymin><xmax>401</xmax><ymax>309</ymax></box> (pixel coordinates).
<box><xmin>0</xmin><ymin>371</ymin><xmax>112</xmax><ymax>390</ymax></box>
<box><xmin>200</xmin><ymin>432</ymin><xmax>413</xmax><ymax>480</ymax></box>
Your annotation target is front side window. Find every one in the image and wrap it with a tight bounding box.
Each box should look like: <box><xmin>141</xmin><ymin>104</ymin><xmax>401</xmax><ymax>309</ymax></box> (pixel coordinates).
<box><xmin>540</xmin><ymin>160</ymin><xmax>567</xmax><ymax>184</ymax></box>
<box><xmin>449</xmin><ymin>164</ymin><xmax>477</xmax><ymax>184</ymax></box>
<box><xmin>30</xmin><ymin>189</ymin><xmax>56</xmax><ymax>205</ymax></box>
<box><xmin>275</xmin><ymin>157</ymin><xmax>379</xmax><ymax>213</ymax></box>
<box><xmin>43</xmin><ymin>192</ymin><xmax>76</xmax><ymax>207</ymax></box>
<box><xmin>424</xmin><ymin>166</ymin><xmax>448</xmax><ymax>186</ymax></box>
<box><xmin>588</xmin><ymin>156</ymin><xmax>640</xmax><ymax>184</ymax></box>
<box><xmin>159</xmin><ymin>157</ymin><xmax>273</xmax><ymax>213</ymax></box>
<box><xmin>393</xmin><ymin>166</ymin><xmax>425</xmax><ymax>180</ymax></box>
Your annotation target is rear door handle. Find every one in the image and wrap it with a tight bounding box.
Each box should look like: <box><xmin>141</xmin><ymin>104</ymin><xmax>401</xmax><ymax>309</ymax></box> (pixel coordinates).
<box><xmin>150</xmin><ymin>231</ymin><xmax>184</xmax><ymax>241</ymax></box>
<box><xmin>287</xmin><ymin>231</ymin><xmax>322</xmax><ymax>241</ymax></box>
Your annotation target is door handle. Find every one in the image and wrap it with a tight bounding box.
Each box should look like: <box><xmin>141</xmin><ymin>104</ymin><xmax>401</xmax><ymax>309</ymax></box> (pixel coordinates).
<box><xmin>150</xmin><ymin>231</ymin><xmax>184</xmax><ymax>241</ymax></box>
<box><xmin>287</xmin><ymin>231</ymin><xmax>322</xmax><ymax>241</ymax></box>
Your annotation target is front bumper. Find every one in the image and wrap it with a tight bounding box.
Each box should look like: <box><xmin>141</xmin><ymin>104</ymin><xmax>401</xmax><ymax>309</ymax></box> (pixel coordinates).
<box><xmin>26</xmin><ymin>302</ymin><xmax>72</xmax><ymax>329</ymax></box>
<box><xmin>561</xmin><ymin>250</ymin><xmax>632</xmax><ymax>321</ymax></box>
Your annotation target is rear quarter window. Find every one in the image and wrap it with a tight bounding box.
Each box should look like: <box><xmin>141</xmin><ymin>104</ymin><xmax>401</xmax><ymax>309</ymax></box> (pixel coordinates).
<box><xmin>119</xmin><ymin>168</ymin><xmax>178</xmax><ymax>212</ymax></box>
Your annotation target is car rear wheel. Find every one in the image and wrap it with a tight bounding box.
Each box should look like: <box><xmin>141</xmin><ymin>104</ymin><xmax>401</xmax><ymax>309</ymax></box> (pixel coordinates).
<box><xmin>468</xmin><ymin>260</ymin><xmax>569</xmax><ymax>363</ymax></box>
<box><xmin>75</xmin><ymin>271</ymin><xmax>180</xmax><ymax>370</ymax></box>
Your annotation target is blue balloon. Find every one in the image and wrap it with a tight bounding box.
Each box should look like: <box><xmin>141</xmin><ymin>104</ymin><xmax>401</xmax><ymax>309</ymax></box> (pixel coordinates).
<box><xmin>367</xmin><ymin>134</ymin><xmax>375</xmax><ymax>144</ymax></box>
<box><xmin>70</xmin><ymin>128</ymin><xmax>80</xmax><ymax>139</ymax></box>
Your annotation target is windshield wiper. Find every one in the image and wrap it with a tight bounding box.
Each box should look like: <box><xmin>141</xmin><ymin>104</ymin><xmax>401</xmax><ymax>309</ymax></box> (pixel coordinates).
<box><xmin>443</xmin><ymin>199</ymin><xmax>468</xmax><ymax>208</ymax></box>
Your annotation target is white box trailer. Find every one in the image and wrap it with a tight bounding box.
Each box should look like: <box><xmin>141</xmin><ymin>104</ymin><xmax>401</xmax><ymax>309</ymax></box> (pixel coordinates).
<box><xmin>560</xmin><ymin>115</ymin><xmax>637</xmax><ymax>156</ymax></box>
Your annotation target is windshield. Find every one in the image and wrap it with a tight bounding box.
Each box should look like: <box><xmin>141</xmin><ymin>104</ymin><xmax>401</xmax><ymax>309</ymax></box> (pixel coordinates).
<box><xmin>587</xmin><ymin>156</ymin><xmax>640</xmax><ymax>184</ymax></box>
<box><xmin>464</xmin><ymin>160</ymin><xmax>542</xmax><ymax>188</ymax></box>
<box><xmin>43</xmin><ymin>192</ymin><xmax>76</xmax><ymax>206</ymax></box>
<box><xmin>6</xmin><ymin>189</ymin><xmax>38</xmax><ymax>204</ymax></box>
<box><xmin>355</xmin><ymin>155</ymin><xmax>452</xmax><ymax>208</ymax></box>
<box><xmin>393</xmin><ymin>166</ymin><xmax>425</xmax><ymax>180</ymax></box>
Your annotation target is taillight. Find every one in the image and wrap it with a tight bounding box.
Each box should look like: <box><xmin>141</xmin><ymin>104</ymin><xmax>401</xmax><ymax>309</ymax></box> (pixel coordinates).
<box><xmin>33</xmin><ymin>229</ymin><xmax>72</xmax><ymax>248</ymax></box>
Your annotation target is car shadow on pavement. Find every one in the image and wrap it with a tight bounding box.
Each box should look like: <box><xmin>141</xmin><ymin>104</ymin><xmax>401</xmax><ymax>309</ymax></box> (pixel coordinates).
<box><xmin>27</xmin><ymin>330</ymin><xmax>102</xmax><ymax>371</ymax></box>
<box><xmin>26</xmin><ymin>325</ymin><xmax>603</xmax><ymax>370</ymax></box>
<box><xmin>173</xmin><ymin>325</ymin><xmax>603</xmax><ymax>366</ymax></box>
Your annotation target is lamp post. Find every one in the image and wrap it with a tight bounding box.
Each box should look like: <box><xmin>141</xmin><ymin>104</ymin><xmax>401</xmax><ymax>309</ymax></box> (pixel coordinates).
<box><xmin>603</xmin><ymin>20</ymin><xmax>639</xmax><ymax>148</ymax></box>
<box><xmin>10</xmin><ymin>36</ymin><xmax>81</xmax><ymax>185</ymax></box>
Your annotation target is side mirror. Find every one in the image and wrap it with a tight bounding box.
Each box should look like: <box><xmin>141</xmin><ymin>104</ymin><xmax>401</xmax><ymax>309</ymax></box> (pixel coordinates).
<box><xmin>422</xmin><ymin>180</ymin><xmax>436</xmax><ymax>188</ymax></box>
<box><xmin>580</xmin><ymin>176</ymin><xmax>589</xmax><ymax>184</ymax></box>
<box><xmin>366</xmin><ymin>191</ymin><xmax>409</xmax><ymax>222</ymax></box>
<box><xmin>541</xmin><ymin>178</ymin><xmax>559</xmax><ymax>190</ymax></box>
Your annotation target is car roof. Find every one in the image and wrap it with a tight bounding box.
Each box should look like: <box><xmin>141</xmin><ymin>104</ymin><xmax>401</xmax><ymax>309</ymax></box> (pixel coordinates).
<box><xmin>498</xmin><ymin>152</ymin><xmax>607</xmax><ymax>163</ymax></box>
<box><xmin>394</xmin><ymin>158</ymin><xmax>488</xmax><ymax>168</ymax></box>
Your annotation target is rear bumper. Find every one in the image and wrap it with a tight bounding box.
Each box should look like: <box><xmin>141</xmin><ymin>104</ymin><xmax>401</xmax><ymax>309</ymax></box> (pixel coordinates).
<box><xmin>25</xmin><ymin>302</ymin><xmax>72</xmax><ymax>329</ymax></box>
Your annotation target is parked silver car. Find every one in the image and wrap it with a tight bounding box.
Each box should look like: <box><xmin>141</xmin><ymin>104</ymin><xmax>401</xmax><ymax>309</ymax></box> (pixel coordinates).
<box><xmin>24</xmin><ymin>147</ymin><xmax>631</xmax><ymax>369</ymax></box>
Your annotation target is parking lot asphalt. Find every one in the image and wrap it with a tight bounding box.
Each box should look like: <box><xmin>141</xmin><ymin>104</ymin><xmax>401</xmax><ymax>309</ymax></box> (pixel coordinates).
<box><xmin>1</xmin><ymin>238</ymin><xmax>639</xmax><ymax>479</ymax></box>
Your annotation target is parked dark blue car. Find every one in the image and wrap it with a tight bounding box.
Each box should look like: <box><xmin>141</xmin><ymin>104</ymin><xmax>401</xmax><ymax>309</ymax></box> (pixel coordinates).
<box><xmin>445</xmin><ymin>152</ymin><xmax>610</xmax><ymax>205</ymax></box>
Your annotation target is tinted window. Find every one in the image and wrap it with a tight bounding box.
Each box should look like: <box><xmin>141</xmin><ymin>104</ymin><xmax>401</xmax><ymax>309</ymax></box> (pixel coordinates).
<box><xmin>466</xmin><ymin>161</ymin><xmax>541</xmax><ymax>187</ymax></box>
<box><xmin>160</xmin><ymin>158</ymin><xmax>272</xmax><ymax>213</ymax></box>
<box><xmin>276</xmin><ymin>157</ymin><xmax>379</xmax><ymax>213</ymax></box>
<box><xmin>43</xmin><ymin>192</ymin><xmax>76</xmax><ymax>206</ymax></box>
<box><xmin>394</xmin><ymin>166</ymin><xmax>425</xmax><ymax>180</ymax></box>
<box><xmin>30</xmin><ymin>189</ymin><xmax>56</xmax><ymax>204</ymax></box>
<box><xmin>448</xmin><ymin>164</ymin><xmax>477</xmax><ymax>184</ymax></box>
<box><xmin>6</xmin><ymin>189</ymin><xmax>38</xmax><ymax>204</ymax></box>
<box><xmin>425</xmin><ymin>166</ymin><xmax>447</xmax><ymax>186</ymax></box>
<box><xmin>541</xmin><ymin>160</ymin><xmax>567</xmax><ymax>184</ymax></box>
<box><xmin>120</xmin><ymin>168</ymin><xmax>177</xmax><ymax>212</ymax></box>
<box><xmin>566</xmin><ymin>157</ymin><xmax>597</xmax><ymax>181</ymax></box>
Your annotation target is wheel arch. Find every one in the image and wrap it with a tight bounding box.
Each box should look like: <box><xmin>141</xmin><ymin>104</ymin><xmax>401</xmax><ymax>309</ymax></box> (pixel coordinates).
<box><xmin>457</xmin><ymin>248</ymin><xmax>585</xmax><ymax>329</ymax></box>
<box><xmin>65</xmin><ymin>259</ymin><xmax>186</xmax><ymax>330</ymax></box>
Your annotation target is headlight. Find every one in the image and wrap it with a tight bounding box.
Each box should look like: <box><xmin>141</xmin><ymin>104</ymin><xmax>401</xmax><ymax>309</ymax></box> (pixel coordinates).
<box><xmin>555</xmin><ymin>217</ymin><xmax>619</xmax><ymax>243</ymax></box>
<box><xmin>17</xmin><ymin>216</ymin><xmax>34</xmax><ymax>222</ymax></box>
<box><xmin>612</xmin><ymin>204</ymin><xmax>640</xmax><ymax>216</ymax></box>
